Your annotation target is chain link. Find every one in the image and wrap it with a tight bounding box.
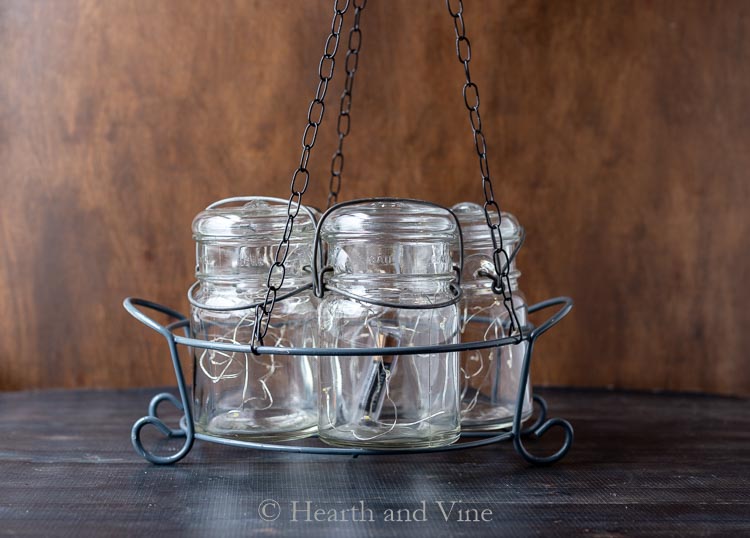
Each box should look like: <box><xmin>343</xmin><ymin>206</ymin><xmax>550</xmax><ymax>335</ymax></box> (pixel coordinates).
<box><xmin>253</xmin><ymin>0</ymin><xmax>352</xmax><ymax>349</ymax></box>
<box><xmin>327</xmin><ymin>0</ymin><xmax>366</xmax><ymax>208</ymax></box>
<box><xmin>446</xmin><ymin>0</ymin><xmax>522</xmax><ymax>337</ymax></box>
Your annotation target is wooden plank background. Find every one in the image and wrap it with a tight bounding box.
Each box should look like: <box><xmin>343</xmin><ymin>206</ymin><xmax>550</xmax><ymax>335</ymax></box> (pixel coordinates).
<box><xmin>1</xmin><ymin>0</ymin><xmax>748</xmax><ymax>395</ymax></box>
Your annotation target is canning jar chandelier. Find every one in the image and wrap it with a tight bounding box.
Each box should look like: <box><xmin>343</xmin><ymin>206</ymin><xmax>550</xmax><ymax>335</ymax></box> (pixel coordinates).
<box><xmin>124</xmin><ymin>0</ymin><xmax>574</xmax><ymax>466</ymax></box>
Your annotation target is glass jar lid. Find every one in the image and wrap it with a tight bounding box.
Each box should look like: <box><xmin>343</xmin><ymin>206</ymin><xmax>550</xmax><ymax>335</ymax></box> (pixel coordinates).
<box><xmin>193</xmin><ymin>199</ymin><xmax>315</xmax><ymax>244</ymax></box>
<box><xmin>193</xmin><ymin>199</ymin><xmax>316</xmax><ymax>283</ymax></box>
<box><xmin>320</xmin><ymin>199</ymin><xmax>458</xmax><ymax>243</ymax></box>
<box><xmin>318</xmin><ymin>199</ymin><xmax>461</xmax><ymax>306</ymax></box>
<box><xmin>319</xmin><ymin>199</ymin><xmax>459</xmax><ymax>277</ymax></box>
<box><xmin>450</xmin><ymin>202</ymin><xmax>521</xmax><ymax>248</ymax></box>
<box><xmin>452</xmin><ymin>202</ymin><xmax>522</xmax><ymax>285</ymax></box>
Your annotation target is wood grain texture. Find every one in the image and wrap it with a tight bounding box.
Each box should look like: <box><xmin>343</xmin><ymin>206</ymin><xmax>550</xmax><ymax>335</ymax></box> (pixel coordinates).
<box><xmin>1</xmin><ymin>1</ymin><xmax>749</xmax><ymax>394</ymax></box>
<box><xmin>1</xmin><ymin>388</ymin><xmax>749</xmax><ymax>536</ymax></box>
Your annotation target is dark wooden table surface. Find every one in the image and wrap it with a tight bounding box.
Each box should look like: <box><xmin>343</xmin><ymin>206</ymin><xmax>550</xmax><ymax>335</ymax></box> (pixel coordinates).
<box><xmin>1</xmin><ymin>387</ymin><xmax>748</xmax><ymax>537</ymax></box>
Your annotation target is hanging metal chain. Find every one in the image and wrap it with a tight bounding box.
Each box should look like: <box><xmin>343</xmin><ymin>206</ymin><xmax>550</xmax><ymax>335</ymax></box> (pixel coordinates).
<box><xmin>253</xmin><ymin>0</ymin><xmax>351</xmax><ymax>349</ymax></box>
<box><xmin>327</xmin><ymin>0</ymin><xmax>367</xmax><ymax>208</ymax></box>
<box><xmin>446</xmin><ymin>0</ymin><xmax>522</xmax><ymax>337</ymax></box>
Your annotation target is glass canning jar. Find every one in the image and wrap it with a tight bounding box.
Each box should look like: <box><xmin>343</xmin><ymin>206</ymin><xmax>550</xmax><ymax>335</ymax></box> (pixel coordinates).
<box><xmin>190</xmin><ymin>198</ymin><xmax>317</xmax><ymax>441</ymax></box>
<box><xmin>316</xmin><ymin>199</ymin><xmax>462</xmax><ymax>449</ymax></box>
<box><xmin>451</xmin><ymin>202</ymin><xmax>532</xmax><ymax>430</ymax></box>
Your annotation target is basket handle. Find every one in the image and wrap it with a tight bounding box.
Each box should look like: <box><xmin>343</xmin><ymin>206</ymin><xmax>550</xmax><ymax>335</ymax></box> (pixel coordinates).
<box><xmin>528</xmin><ymin>296</ymin><xmax>574</xmax><ymax>341</ymax></box>
<box><xmin>122</xmin><ymin>298</ymin><xmax>187</xmax><ymax>337</ymax></box>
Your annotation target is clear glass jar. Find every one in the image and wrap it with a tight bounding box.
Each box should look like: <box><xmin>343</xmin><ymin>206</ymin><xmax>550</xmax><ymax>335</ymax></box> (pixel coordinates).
<box><xmin>451</xmin><ymin>202</ymin><xmax>532</xmax><ymax>430</ymax></box>
<box><xmin>317</xmin><ymin>200</ymin><xmax>461</xmax><ymax>449</ymax></box>
<box><xmin>190</xmin><ymin>198</ymin><xmax>317</xmax><ymax>441</ymax></box>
